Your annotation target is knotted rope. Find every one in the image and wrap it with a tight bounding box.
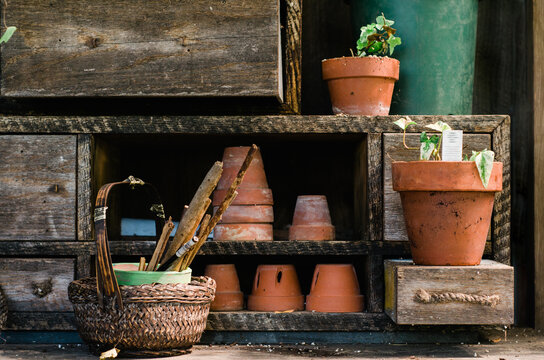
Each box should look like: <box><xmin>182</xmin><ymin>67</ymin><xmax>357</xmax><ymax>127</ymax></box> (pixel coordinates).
<box><xmin>414</xmin><ymin>288</ymin><xmax>500</xmax><ymax>307</ymax></box>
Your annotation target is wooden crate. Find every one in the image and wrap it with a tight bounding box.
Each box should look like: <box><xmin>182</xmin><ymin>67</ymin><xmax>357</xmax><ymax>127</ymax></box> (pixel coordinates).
<box><xmin>0</xmin><ymin>0</ymin><xmax>302</xmax><ymax>113</ymax></box>
<box><xmin>385</xmin><ymin>260</ymin><xmax>514</xmax><ymax>325</ymax></box>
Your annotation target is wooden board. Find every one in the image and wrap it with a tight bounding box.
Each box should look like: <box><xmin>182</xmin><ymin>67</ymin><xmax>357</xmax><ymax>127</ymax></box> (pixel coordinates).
<box><xmin>0</xmin><ymin>135</ymin><xmax>76</xmax><ymax>240</ymax></box>
<box><xmin>535</xmin><ymin>0</ymin><xmax>544</xmax><ymax>329</ymax></box>
<box><xmin>384</xmin><ymin>260</ymin><xmax>514</xmax><ymax>325</ymax></box>
<box><xmin>0</xmin><ymin>258</ymin><xmax>74</xmax><ymax>312</ymax></box>
<box><xmin>1</xmin><ymin>0</ymin><xmax>282</xmax><ymax>100</ymax></box>
<box><xmin>383</xmin><ymin>133</ymin><xmax>492</xmax><ymax>241</ymax></box>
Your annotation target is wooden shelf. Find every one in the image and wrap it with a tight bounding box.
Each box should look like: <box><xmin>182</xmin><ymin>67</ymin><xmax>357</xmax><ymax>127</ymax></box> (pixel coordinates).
<box><xmin>206</xmin><ymin>311</ymin><xmax>394</xmax><ymax>331</ymax></box>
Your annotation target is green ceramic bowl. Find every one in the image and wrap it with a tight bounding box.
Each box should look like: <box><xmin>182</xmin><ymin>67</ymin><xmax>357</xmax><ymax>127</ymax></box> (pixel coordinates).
<box><xmin>113</xmin><ymin>263</ymin><xmax>192</xmax><ymax>286</ymax></box>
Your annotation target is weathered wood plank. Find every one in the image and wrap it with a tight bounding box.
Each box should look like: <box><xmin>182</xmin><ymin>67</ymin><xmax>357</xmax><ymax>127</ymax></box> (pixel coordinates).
<box><xmin>76</xmin><ymin>255</ymin><xmax>91</xmax><ymax>279</ymax></box>
<box><xmin>5</xmin><ymin>312</ymin><xmax>76</xmax><ymax>331</ymax></box>
<box><xmin>283</xmin><ymin>0</ymin><xmax>301</xmax><ymax>113</ymax></box>
<box><xmin>77</xmin><ymin>134</ymin><xmax>93</xmax><ymax>241</ymax></box>
<box><xmin>535</xmin><ymin>0</ymin><xmax>544</xmax><ymax>329</ymax></box>
<box><xmin>385</xmin><ymin>260</ymin><xmax>514</xmax><ymax>325</ymax></box>
<box><xmin>367</xmin><ymin>133</ymin><xmax>383</xmax><ymax>242</ymax></box>
<box><xmin>206</xmin><ymin>311</ymin><xmax>394</xmax><ymax>331</ymax></box>
<box><xmin>0</xmin><ymin>115</ymin><xmax>509</xmax><ymax>134</ymax></box>
<box><xmin>493</xmin><ymin>117</ymin><xmax>511</xmax><ymax>265</ymax></box>
<box><xmin>366</xmin><ymin>255</ymin><xmax>384</xmax><ymax>313</ymax></box>
<box><xmin>0</xmin><ymin>258</ymin><xmax>74</xmax><ymax>312</ymax></box>
<box><xmin>0</xmin><ymin>135</ymin><xmax>76</xmax><ymax>240</ymax></box>
<box><xmin>383</xmin><ymin>133</ymin><xmax>492</xmax><ymax>242</ymax></box>
<box><xmin>1</xmin><ymin>0</ymin><xmax>281</xmax><ymax>99</ymax></box>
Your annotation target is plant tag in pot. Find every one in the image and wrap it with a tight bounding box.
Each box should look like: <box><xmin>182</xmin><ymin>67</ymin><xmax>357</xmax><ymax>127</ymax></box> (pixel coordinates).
<box><xmin>442</xmin><ymin>130</ymin><xmax>463</xmax><ymax>161</ymax></box>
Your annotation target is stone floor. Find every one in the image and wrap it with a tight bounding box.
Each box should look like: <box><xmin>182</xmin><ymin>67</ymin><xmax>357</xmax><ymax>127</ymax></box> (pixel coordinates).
<box><xmin>0</xmin><ymin>328</ymin><xmax>542</xmax><ymax>360</ymax></box>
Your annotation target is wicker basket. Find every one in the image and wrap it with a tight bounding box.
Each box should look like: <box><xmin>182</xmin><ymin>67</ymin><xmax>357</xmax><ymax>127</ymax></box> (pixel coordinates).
<box><xmin>0</xmin><ymin>285</ymin><xmax>7</xmax><ymax>330</ymax></box>
<box><xmin>68</xmin><ymin>177</ymin><xmax>216</xmax><ymax>357</ymax></box>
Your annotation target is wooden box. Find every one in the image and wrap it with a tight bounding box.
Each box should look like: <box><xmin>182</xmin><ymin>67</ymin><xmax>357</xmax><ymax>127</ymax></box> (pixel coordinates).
<box><xmin>1</xmin><ymin>0</ymin><xmax>287</xmax><ymax>102</ymax></box>
<box><xmin>385</xmin><ymin>260</ymin><xmax>514</xmax><ymax>325</ymax></box>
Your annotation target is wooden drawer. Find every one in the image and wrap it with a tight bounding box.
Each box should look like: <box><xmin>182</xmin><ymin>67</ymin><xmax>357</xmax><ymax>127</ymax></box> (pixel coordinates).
<box><xmin>1</xmin><ymin>0</ymin><xmax>282</xmax><ymax>100</ymax></box>
<box><xmin>385</xmin><ymin>260</ymin><xmax>514</xmax><ymax>325</ymax></box>
<box><xmin>0</xmin><ymin>135</ymin><xmax>76</xmax><ymax>240</ymax></box>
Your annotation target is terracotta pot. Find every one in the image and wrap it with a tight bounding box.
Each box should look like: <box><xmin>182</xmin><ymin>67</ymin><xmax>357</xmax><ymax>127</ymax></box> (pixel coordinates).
<box><xmin>215</xmin><ymin>205</ymin><xmax>274</xmax><ymax>224</ymax></box>
<box><xmin>306</xmin><ymin>264</ymin><xmax>364</xmax><ymax>312</ymax></box>
<box><xmin>289</xmin><ymin>195</ymin><xmax>335</xmax><ymax>241</ymax></box>
<box><xmin>212</xmin><ymin>188</ymin><xmax>274</xmax><ymax>206</ymax></box>
<box><xmin>217</xmin><ymin>146</ymin><xmax>269</xmax><ymax>190</ymax></box>
<box><xmin>204</xmin><ymin>264</ymin><xmax>244</xmax><ymax>311</ymax></box>
<box><xmin>213</xmin><ymin>224</ymin><xmax>273</xmax><ymax>241</ymax></box>
<box><xmin>322</xmin><ymin>56</ymin><xmax>399</xmax><ymax>115</ymax></box>
<box><xmin>392</xmin><ymin>161</ymin><xmax>503</xmax><ymax>266</ymax></box>
<box><xmin>247</xmin><ymin>265</ymin><xmax>304</xmax><ymax>311</ymax></box>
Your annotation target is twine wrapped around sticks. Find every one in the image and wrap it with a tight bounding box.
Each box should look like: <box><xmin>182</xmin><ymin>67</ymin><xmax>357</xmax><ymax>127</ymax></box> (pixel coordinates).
<box><xmin>414</xmin><ymin>288</ymin><xmax>500</xmax><ymax>307</ymax></box>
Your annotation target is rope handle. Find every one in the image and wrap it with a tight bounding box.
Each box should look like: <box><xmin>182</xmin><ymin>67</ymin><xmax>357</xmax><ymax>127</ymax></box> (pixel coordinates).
<box><xmin>94</xmin><ymin>176</ymin><xmax>165</xmax><ymax>310</ymax></box>
<box><xmin>414</xmin><ymin>288</ymin><xmax>500</xmax><ymax>307</ymax></box>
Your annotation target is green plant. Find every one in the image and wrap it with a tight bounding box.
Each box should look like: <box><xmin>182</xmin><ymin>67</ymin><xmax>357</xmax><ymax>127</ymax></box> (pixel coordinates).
<box><xmin>0</xmin><ymin>26</ymin><xmax>15</xmax><ymax>44</ymax></box>
<box><xmin>393</xmin><ymin>117</ymin><xmax>495</xmax><ymax>188</ymax></box>
<box><xmin>356</xmin><ymin>14</ymin><xmax>401</xmax><ymax>57</ymax></box>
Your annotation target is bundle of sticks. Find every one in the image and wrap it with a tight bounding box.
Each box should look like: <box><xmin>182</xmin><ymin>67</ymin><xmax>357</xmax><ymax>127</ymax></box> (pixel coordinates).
<box><xmin>136</xmin><ymin>144</ymin><xmax>258</xmax><ymax>272</ymax></box>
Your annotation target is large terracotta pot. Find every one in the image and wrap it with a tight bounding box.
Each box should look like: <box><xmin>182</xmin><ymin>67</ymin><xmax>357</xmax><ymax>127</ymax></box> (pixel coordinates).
<box><xmin>322</xmin><ymin>56</ymin><xmax>399</xmax><ymax>115</ymax></box>
<box><xmin>204</xmin><ymin>264</ymin><xmax>244</xmax><ymax>311</ymax></box>
<box><xmin>392</xmin><ymin>161</ymin><xmax>503</xmax><ymax>265</ymax></box>
<box><xmin>217</xmin><ymin>146</ymin><xmax>269</xmax><ymax>190</ymax></box>
<box><xmin>289</xmin><ymin>195</ymin><xmax>335</xmax><ymax>241</ymax></box>
<box><xmin>306</xmin><ymin>264</ymin><xmax>364</xmax><ymax>312</ymax></box>
<box><xmin>247</xmin><ymin>265</ymin><xmax>304</xmax><ymax>311</ymax></box>
<box><xmin>215</xmin><ymin>205</ymin><xmax>274</xmax><ymax>224</ymax></box>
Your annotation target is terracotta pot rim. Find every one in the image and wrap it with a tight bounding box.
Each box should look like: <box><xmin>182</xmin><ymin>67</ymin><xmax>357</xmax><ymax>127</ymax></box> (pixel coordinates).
<box><xmin>392</xmin><ymin>161</ymin><xmax>503</xmax><ymax>192</ymax></box>
<box><xmin>322</xmin><ymin>56</ymin><xmax>400</xmax><ymax>81</ymax></box>
<box><xmin>306</xmin><ymin>294</ymin><xmax>364</xmax><ymax>300</ymax></box>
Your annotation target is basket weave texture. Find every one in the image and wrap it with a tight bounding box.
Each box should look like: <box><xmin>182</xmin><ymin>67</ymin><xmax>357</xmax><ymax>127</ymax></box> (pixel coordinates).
<box><xmin>0</xmin><ymin>285</ymin><xmax>7</xmax><ymax>330</ymax></box>
<box><xmin>68</xmin><ymin>276</ymin><xmax>216</xmax><ymax>355</ymax></box>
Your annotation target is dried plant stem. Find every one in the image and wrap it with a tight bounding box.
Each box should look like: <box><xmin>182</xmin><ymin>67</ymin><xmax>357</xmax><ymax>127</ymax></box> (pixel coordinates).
<box><xmin>146</xmin><ymin>217</ymin><xmax>174</xmax><ymax>271</ymax></box>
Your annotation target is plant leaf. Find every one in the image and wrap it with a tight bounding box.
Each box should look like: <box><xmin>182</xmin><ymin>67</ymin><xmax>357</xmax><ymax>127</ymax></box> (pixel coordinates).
<box><xmin>393</xmin><ymin>117</ymin><xmax>416</xmax><ymax>130</ymax></box>
<box><xmin>367</xmin><ymin>41</ymin><xmax>383</xmax><ymax>54</ymax></box>
<box><xmin>426</xmin><ymin>121</ymin><xmax>452</xmax><ymax>133</ymax></box>
<box><xmin>387</xmin><ymin>35</ymin><xmax>402</xmax><ymax>55</ymax></box>
<box><xmin>420</xmin><ymin>131</ymin><xmax>428</xmax><ymax>143</ymax></box>
<box><xmin>471</xmin><ymin>149</ymin><xmax>495</xmax><ymax>188</ymax></box>
<box><xmin>0</xmin><ymin>26</ymin><xmax>16</xmax><ymax>44</ymax></box>
<box><xmin>429</xmin><ymin>134</ymin><xmax>440</xmax><ymax>145</ymax></box>
<box><xmin>420</xmin><ymin>140</ymin><xmax>435</xmax><ymax>160</ymax></box>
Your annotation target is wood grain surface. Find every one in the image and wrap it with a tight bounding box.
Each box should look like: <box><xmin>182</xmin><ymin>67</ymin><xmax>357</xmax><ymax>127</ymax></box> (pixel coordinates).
<box><xmin>383</xmin><ymin>133</ymin><xmax>492</xmax><ymax>242</ymax></box>
<box><xmin>385</xmin><ymin>260</ymin><xmax>514</xmax><ymax>325</ymax></box>
<box><xmin>0</xmin><ymin>135</ymin><xmax>76</xmax><ymax>240</ymax></box>
<box><xmin>0</xmin><ymin>258</ymin><xmax>74</xmax><ymax>312</ymax></box>
<box><xmin>1</xmin><ymin>0</ymin><xmax>281</xmax><ymax>99</ymax></box>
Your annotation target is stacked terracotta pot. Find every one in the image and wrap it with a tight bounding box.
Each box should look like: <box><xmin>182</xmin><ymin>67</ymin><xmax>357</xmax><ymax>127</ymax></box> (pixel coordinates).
<box><xmin>213</xmin><ymin>146</ymin><xmax>274</xmax><ymax>241</ymax></box>
<box><xmin>204</xmin><ymin>264</ymin><xmax>244</xmax><ymax>311</ymax></box>
<box><xmin>289</xmin><ymin>195</ymin><xmax>335</xmax><ymax>241</ymax></box>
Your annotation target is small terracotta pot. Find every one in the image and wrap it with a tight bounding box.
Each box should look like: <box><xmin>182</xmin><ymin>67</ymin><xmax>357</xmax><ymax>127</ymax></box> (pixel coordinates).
<box><xmin>289</xmin><ymin>195</ymin><xmax>335</xmax><ymax>241</ymax></box>
<box><xmin>392</xmin><ymin>161</ymin><xmax>503</xmax><ymax>266</ymax></box>
<box><xmin>306</xmin><ymin>264</ymin><xmax>364</xmax><ymax>312</ymax></box>
<box><xmin>322</xmin><ymin>56</ymin><xmax>399</xmax><ymax>115</ymax></box>
<box><xmin>247</xmin><ymin>265</ymin><xmax>304</xmax><ymax>311</ymax></box>
<box><xmin>212</xmin><ymin>188</ymin><xmax>274</xmax><ymax>206</ymax></box>
<box><xmin>215</xmin><ymin>205</ymin><xmax>274</xmax><ymax>224</ymax></box>
<box><xmin>204</xmin><ymin>264</ymin><xmax>244</xmax><ymax>311</ymax></box>
<box><xmin>213</xmin><ymin>224</ymin><xmax>274</xmax><ymax>241</ymax></box>
<box><xmin>217</xmin><ymin>146</ymin><xmax>269</xmax><ymax>190</ymax></box>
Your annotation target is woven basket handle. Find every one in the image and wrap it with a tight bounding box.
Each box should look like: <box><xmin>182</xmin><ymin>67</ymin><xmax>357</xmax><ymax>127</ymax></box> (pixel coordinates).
<box><xmin>94</xmin><ymin>175</ymin><xmax>165</xmax><ymax>310</ymax></box>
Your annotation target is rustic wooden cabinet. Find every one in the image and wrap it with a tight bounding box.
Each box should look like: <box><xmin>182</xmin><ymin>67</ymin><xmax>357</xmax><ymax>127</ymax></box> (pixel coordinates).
<box><xmin>0</xmin><ymin>114</ymin><xmax>511</xmax><ymax>332</ymax></box>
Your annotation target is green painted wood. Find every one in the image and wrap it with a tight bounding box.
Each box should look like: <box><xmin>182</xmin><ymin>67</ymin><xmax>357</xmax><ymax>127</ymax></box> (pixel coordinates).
<box><xmin>351</xmin><ymin>0</ymin><xmax>478</xmax><ymax>115</ymax></box>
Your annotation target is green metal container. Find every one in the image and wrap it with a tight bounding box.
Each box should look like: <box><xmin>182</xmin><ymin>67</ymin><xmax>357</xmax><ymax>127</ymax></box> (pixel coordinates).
<box><xmin>113</xmin><ymin>263</ymin><xmax>192</xmax><ymax>286</ymax></box>
<box><xmin>351</xmin><ymin>0</ymin><xmax>478</xmax><ymax>114</ymax></box>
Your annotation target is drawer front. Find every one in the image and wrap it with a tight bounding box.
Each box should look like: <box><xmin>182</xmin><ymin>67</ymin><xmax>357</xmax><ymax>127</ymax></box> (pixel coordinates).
<box><xmin>1</xmin><ymin>0</ymin><xmax>281</xmax><ymax>99</ymax></box>
<box><xmin>0</xmin><ymin>135</ymin><xmax>76</xmax><ymax>240</ymax></box>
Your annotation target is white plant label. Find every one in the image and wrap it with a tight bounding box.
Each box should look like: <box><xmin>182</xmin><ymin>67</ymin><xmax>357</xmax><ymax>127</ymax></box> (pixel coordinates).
<box><xmin>442</xmin><ymin>130</ymin><xmax>463</xmax><ymax>161</ymax></box>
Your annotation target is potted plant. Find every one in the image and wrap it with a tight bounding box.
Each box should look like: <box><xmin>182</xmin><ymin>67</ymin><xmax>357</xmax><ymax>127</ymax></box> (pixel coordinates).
<box><xmin>322</xmin><ymin>14</ymin><xmax>401</xmax><ymax>116</ymax></box>
<box><xmin>391</xmin><ymin>118</ymin><xmax>503</xmax><ymax>266</ymax></box>
<box><xmin>351</xmin><ymin>0</ymin><xmax>478</xmax><ymax>115</ymax></box>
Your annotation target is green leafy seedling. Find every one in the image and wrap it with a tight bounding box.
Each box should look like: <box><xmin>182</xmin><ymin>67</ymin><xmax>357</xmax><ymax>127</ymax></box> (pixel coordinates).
<box><xmin>0</xmin><ymin>26</ymin><xmax>16</xmax><ymax>44</ymax></box>
<box><xmin>356</xmin><ymin>14</ymin><xmax>401</xmax><ymax>57</ymax></box>
<box><xmin>470</xmin><ymin>149</ymin><xmax>495</xmax><ymax>188</ymax></box>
